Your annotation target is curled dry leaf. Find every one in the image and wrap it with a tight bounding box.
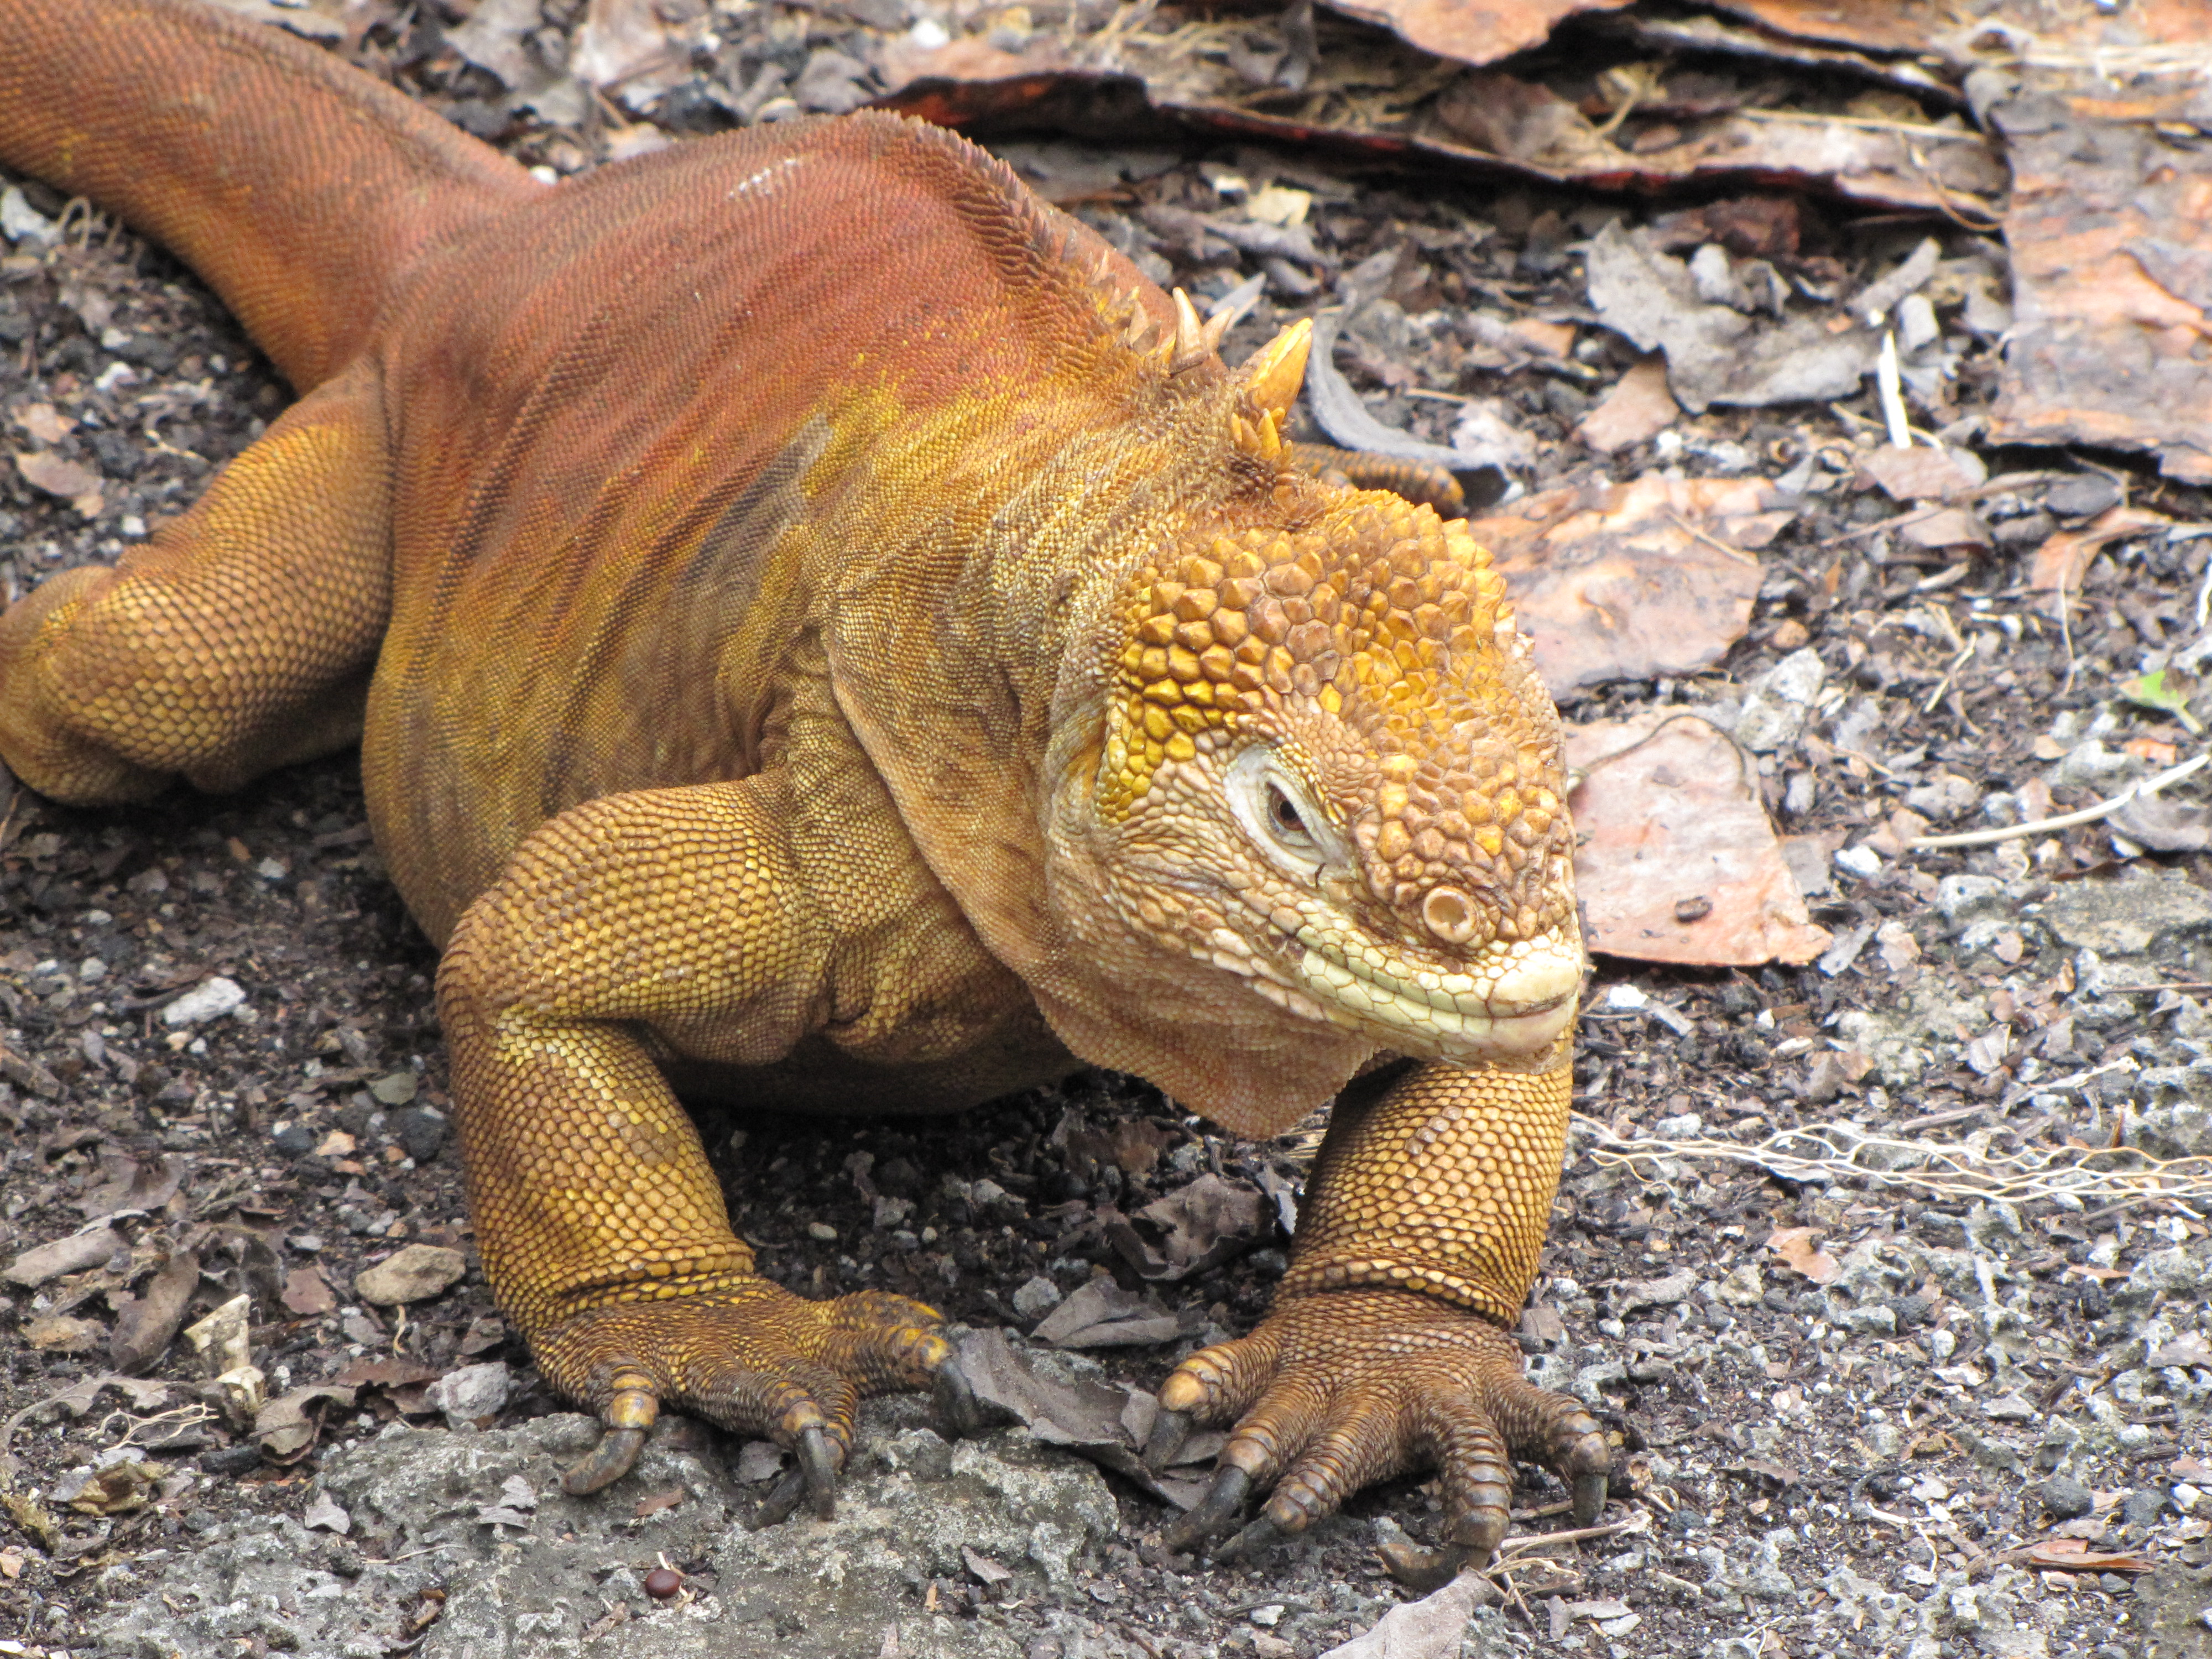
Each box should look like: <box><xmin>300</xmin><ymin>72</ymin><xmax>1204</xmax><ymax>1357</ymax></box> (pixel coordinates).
<box><xmin>1574</xmin><ymin>354</ymin><xmax>1677</xmax><ymax>453</ymax></box>
<box><xmin>1566</xmin><ymin>713</ymin><xmax>1832</xmax><ymax>967</ymax></box>
<box><xmin>1471</xmin><ymin>476</ymin><xmax>1783</xmax><ymax>692</ymax></box>
<box><xmin>1100</xmin><ymin>1172</ymin><xmax>1266</xmax><ymax>1281</ymax></box>
<box><xmin>1584</xmin><ymin>223</ymin><xmax>1876</xmax><ymax>414</ymax></box>
<box><xmin>1765</xmin><ymin>1225</ymin><xmax>1841</xmax><ymax>1285</ymax></box>
<box><xmin>2028</xmin><ymin>506</ymin><xmax>2169</xmax><ymax>607</ymax></box>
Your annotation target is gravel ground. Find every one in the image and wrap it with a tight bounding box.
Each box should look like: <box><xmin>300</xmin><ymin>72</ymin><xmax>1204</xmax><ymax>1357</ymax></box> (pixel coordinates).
<box><xmin>4</xmin><ymin>6</ymin><xmax>2212</xmax><ymax>1656</ymax></box>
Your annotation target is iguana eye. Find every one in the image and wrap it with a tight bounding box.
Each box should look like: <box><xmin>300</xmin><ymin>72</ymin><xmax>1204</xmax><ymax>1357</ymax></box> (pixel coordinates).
<box><xmin>1227</xmin><ymin>745</ymin><xmax>1348</xmax><ymax>879</ymax></box>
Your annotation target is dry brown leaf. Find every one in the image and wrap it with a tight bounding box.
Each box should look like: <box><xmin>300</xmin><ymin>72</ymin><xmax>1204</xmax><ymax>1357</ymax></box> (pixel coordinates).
<box><xmin>1765</xmin><ymin>1225</ymin><xmax>1840</xmax><ymax>1285</ymax></box>
<box><xmin>1857</xmin><ymin>446</ymin><xmax>1985</xmax><ymax>502</ymax></box>
<box><xmin>1319</xmin><ymin>0</ymin><xmax>1628</xmax><ymax>65</ymax></box>
<box><xmin>1575</xmin><ymin>354</ymin><xmax>1677</xmax><ymax>453</ymax></box>
<box><xmin>280</xmin><ymin>1261</ymin><xmax>337</xmax><ymax>1316</ymax></box>
<box><xmin>108</xmin><ymin>1249</ymin><xmax>201</xmax><ymax>1375</ymax></box>
<box><xmin>13</xmin><ymin>449</ymin><xmax>102</xmax><ymax>512</ymax></box>
<box><xmin>1566</xmin><ymin>714</ymin><xmax>1828</xmax><ymax>967</ymax></box>
<box><xmin>1988</xmin><ymin>69</ymin><xmax>2212</xmax><ymax>483</ymax></box>
<box><xmin>632</xmin><ymin>1488</ymin><xmax>685</xmax><ymax>1520</ymax></box>
<box><xmin>1472</xmin><ymin>477</ymin><xmax>1783</xmax><ymax>692</ymax></box>
<box><xmin>2026</xmin><ymin>1539</ymin><xmax>2153</xmax><ymax>1575</ymax></box>
<box><xmin>1102</xmin><ymin>1173</ymin><xmax>1266</xmax><ymax>1281</ymax></box>
<box><xmin>877</xmin><ymin>25</ymin><xmax>2000</xmax><ymax>218</ymax></box>
<box><xmin>24</xmin><ymin>1314</ymin><xmax>102</xmax><ymax>1355</ymax></box>
<box><xmin>1714</xmin><ymin>0</ymin><xmax>2209</xmax><ymax>59</ymax></box>
<box><xmin>2028</xmin><ymin>505</ymin><xmax>2169</xmax><ymax>601</ymax></box>
<box><xmin>9</xmin><ymin>403</ymin><xmax>71</xmax><ymax>445</ymax></box>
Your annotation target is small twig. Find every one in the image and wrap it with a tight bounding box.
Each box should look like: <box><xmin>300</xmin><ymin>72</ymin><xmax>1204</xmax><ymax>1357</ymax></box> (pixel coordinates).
<box><xmin>1875</xmin><ymin>333</ymin><xmax>1911</xmax><ymax>448</ymax></box>
<box><xmin>1497</xmin><ymin>1511</ymin><xmax>1648</xmax><ymax>1554</ymax></box>
<box><xmin>1904</xmin><ymin>752</ymin><xmax>2208</xmax><ymax>850</ymax></box>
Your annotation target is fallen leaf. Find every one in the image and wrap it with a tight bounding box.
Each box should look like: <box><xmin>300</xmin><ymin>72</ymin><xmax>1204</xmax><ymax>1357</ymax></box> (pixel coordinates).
<box><xmin>1857</xmin><ymin>446</ymin><xmax>1986</xmax><ymax>502</ymax></box>
<box><xmin>12</xmin><ymin>450</ymin><xmax>102</xmax><ymax>514</ymax></box>
<box><xmin>1314</xmin><ymin>0</ymin><xmax>1625</xmax><ymax>65</ymax></box>
<box><xmin>2117</xmin><ymin>666</ymin><xmax>2204</xmax><ymax>735</ymax></box>
<box><xmin>1102</xmin><ymin>1173</ymin><xmax>1266</xmax><ymax>1281</ymax></box>
<box><xmin>2025</xmin><ymin>1538</ymin><xmax>2153</xmax><ymax>1575</ymax></box>
<box><xmin>1575</xmin><ymin>354</ymin><xmax>1677</xmax><ymax>453</ymax></box>
<box><xmin>1567</xmin><ymin>713</ymin><xmax>1831</xmax><ymax>967</ymax></box>
<box><xmin>1472</xmin><ymin>477</ymin><xmax>1783</xmax><ymax>692</ymax></box>
<box><xmin>876</xmin><ymin>28</ymin><xmax>1999</xmax><ymax>220</ymax></box>
<box><xmin>59</xmin><ymin>1459</ymin><xmax>160</xmax><ymax>1516</ymax></box>
<box><xmin>962</xmin><ymin>1545</ymin><xmax>1014</xmax><ymax>1585</ymax></box>
<box><xmin>281</xmin><ymin>1261</ymin><xmax>337</xmax><ymax>1316</ymax></box>
<box><xmin>1766</xmin><ymin>1225</ymin><xmax>1840</xmax><ymax>1285</ymax></box>
<box><xmin>1987</xmin><ymin>64</ymin><xmax>2212</xmax><ymax>483</ymax></box>
<box><xmin>1318</xmin><ymin>1567</ymin><xmax>1493</xmax><ymax>1657</ymax></box>
<box><xmin>633</xmin><ymin>1488</ymin><xmax>685</xmax><ymax>1519</ymax></box>
<box><xmin>4</xmin><ymin>1224</ymin><xmax>122</xmax><ymax>1288</ymax></box>
<box><xmin>1031</xmin><ymin>1277</ymin><xmax>1196</xmax><ymax>1349</ymax></box>
<box><xmin>2028</xmin><ymin>506</ymin><xmax>2169</xmax><ymax>603</ymax></box>
<box><xmin>9</xmin><ymin>403</ymin><xmax>71</xmax><ymax>444</ymax></box>
<box><xmin>952</xmin><ymin>1327</ymin><xmax>1209</xmax><ymax>1509</ymax></box>
<box><xmin>1584</xmin><ymin>222</ymin><xmax>1876</xmax><ymax>413</ymax></box>
<box><xmin>108</xmin><ymin>1250</ymin><xmax>201</xmax><ymax>1375</ymax></box>
<box><xmin>254</xmin><ymin>1384</ymin><xmax>356</xmax><ymax>1463</ymax></box>
<box><xmin>24</xmin><ymin>1314</ymin><xmax>102</xmax><ymax>1354</ymax></box>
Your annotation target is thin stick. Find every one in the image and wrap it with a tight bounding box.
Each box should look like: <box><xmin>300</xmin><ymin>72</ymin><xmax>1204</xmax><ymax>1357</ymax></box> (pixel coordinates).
<box><xmin>1875</xmin><ymin>332</ymin><xmax>1912</xmax><ymax>448</ymax></box>
<box><xmin>1904</xmin><ymin>752</ymin><xmax>2209</xmax><ymax>850</ymax></box>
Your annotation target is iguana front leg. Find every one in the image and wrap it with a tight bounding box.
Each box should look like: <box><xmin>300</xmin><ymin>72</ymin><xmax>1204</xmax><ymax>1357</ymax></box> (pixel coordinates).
<box><xmin>1147</xmin><ymin>1053</ymin><xmax>1608</xmax><ymax>1582</ymax></box>
<box><xmin>437</xmin><ymin>774</ymin><xmax>970</xmax><ymax>1514</ymax></box>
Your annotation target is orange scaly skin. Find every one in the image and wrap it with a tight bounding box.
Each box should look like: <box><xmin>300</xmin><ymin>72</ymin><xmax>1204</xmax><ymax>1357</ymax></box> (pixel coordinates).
<box><xmin>0</xmin><ymin>0</ymin><xmax>1608</xmax><ymax>1566</ymax></box>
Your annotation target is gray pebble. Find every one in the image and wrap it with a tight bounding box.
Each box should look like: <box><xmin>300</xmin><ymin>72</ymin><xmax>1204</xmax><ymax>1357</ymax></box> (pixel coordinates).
<box><xmin>2040</xmin><ymin>1474</ymin><xmax>2095</xmax><ymax>1520</ymax></box>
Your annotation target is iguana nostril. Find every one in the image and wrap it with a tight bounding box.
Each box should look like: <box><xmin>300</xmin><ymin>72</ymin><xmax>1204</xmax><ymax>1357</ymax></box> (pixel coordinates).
<box><xmin>1422</xmin><ymin>885</ymin><xmax>1475</xmax><ymax>944</ymax></box>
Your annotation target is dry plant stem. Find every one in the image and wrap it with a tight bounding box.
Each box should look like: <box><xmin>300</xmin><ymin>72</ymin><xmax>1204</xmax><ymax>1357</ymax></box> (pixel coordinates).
<box><xmin>1905</xmin><ymin>752</ymin><xmax>2209</xmax><ymax>849</ymax></box>
<box><xmin>1572</xmin><ymin>1115</ymin><xmax>2212</xmax><ymax>1208</ymax></box>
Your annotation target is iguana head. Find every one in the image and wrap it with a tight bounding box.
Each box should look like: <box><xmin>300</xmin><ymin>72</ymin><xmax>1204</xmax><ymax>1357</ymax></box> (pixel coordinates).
<box><xmin>1060</xmin><ymin>315</ymin><xmax>1582</xmax><ymax>1082</ymax></box>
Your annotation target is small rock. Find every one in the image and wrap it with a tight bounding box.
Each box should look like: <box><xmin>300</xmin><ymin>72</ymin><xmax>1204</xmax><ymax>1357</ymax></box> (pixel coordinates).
<box><xmin>353</xmin><ymin>1244</ymin><xmax>467</xmax><ymax>1306</ymax></box>
<box><xmin>392</xmin><ymin>1106</ymin><xmax>448</xmax><ymax>1162</ymax></box>
<box><xmin>805</xmin><ymin>1221</ymin><xmax>837</xmax><ymax>1243</ymax></box>
<box><xmin>2040</xmin><ymin>1475</ymin><xmax>2095</xmax><ymax>1520</ymax></box>
<box><xmin>1011</xmin><ymin>1275</ymin><xmax>1063</xmax><ymax>1319</ymax></box>
<box><xmin>426</xmin><ymin>1360</ymin><xmax>513</xmax><ymax>1429</ymax></box>
<box><xmin>2122</xmin><ymin>1488</ymin><xmax>2168</xmax><ymax>1529</ymax></box>
<box><xmin>301</xmin><ymin>1492</ymin><xmax>352</xmax><ymax>1535</ymax></box>
<box><xmin>368</xmin><ymin>1071</ymin><xmax>418</xmax><ymax>1105</ymax></box>
<box><xmin>2046</xmin><ymin>474</ymin><xmax>2121</xmax><ymax>518</ymax></box>
<box><xmin>1835</xmin><ymin>844</ymin><xmax>1882</xmax><ymax>879</ymax></box>
<box><xmin>162</xmin><ymin>975</ymin><xmax>247</xmax><ymax>1027</ymax></box>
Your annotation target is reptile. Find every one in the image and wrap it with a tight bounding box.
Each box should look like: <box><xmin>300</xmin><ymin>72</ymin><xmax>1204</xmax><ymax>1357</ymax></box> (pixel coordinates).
<box><xmin>0</xmin><ymin>0</ymin><xmax>1608</xmax><ymax>1578</ymax></box>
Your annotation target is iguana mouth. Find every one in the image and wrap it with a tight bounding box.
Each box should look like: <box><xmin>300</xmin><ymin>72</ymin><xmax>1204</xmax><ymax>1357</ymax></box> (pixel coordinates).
<box><xmin>1292</xmin><ymin>927</ymin><xmax>1578</xmax><ymax>1058</ymax></box>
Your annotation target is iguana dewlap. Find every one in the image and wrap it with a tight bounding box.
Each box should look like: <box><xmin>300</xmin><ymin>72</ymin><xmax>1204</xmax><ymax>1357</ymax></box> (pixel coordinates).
<box><xmin>0</xmin><ymin>0</ymin><xmax>1607</xmax><ymax>1572</ymax></box>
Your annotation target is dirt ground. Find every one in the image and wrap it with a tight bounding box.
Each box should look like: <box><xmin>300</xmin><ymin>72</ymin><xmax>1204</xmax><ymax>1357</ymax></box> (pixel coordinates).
<box><xmin>3</xmin><ymin>4</ymin><xmax>2211</xmax><ymax>1656</ymax></box>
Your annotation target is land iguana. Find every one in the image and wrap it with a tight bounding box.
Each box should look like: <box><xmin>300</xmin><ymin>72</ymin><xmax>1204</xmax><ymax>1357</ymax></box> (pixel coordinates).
<box><xmin>0</xmin><ymin>0</ymin><xmax>1608</xmax><ymax>1580</ymax></box>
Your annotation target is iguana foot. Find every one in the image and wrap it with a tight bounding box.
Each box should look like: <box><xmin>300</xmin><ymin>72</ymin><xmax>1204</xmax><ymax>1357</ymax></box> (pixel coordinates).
<box><xmin>1144</xmin><ymin>1287</ymin><xmax>1608</xmax><ymax>1582</ymax></box>
<box><xmin>533</xmin><ymin>1277</ymin><xmax>973</xmax><ymax>1518</ymax></box>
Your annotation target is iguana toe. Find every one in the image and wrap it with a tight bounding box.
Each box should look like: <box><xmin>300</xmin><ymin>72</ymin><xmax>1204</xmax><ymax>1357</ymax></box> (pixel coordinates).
<box><xmin>1153</xmin><ymin>1287</ymin><xmax>1609</xmax><ymax>1573</ymax></box>
<box><xmin>533</xmin><ymin>1277</ymin><xmax>954</xmax><ymax>1516</ymax></box>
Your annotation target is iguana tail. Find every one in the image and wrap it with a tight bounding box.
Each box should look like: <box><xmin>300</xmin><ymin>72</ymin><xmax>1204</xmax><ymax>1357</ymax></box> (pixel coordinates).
<box><xmin>0</xmin><ymin>0</ymin><xmax>541</xmax><ymax>389</ymax></box>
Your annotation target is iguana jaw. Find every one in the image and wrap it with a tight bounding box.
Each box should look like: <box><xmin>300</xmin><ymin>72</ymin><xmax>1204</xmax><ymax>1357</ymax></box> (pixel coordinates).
<box><xmin>1290</xmin><ymin>916</ymin><xmax>1580</xmax><ymax>1063</ymax></box>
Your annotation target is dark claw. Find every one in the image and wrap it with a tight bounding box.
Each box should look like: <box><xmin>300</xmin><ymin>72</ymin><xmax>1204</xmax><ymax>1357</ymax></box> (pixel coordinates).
<box><xmin>1213</xmin><ymin>1514</ymin><xmax>1285</xmax><ymax>1564</ymax></box>
<box><xmin>1140</xmin><ymin>1408</ymin><xmax>1192</xmax><ymax>1474</ymax></box>
<box><xmin>562</xmin><ymin>1425</ymin><xmax>647</xmax><ymax>1496</ymax></box>
<box><xmin>1378</xmin><ymin>1536</ymin><xmax>1477</xmax><ymax>1593</ymax></box>
<box><xmin>1160</xmin><ymin>1465</ymin><xmax>1251</xmax><ymax>1554</ymax></box>
<box><xmin>932</xmin><ymin>1358</ymin><xmax>979</xmax><ymax>1440</ymax></box>
<box><xmin>798</xmin><ymin>1425</ymin><xmax>837</xmax><ymax>1521</ymax></box>
<box><xmin>1571</xmin><ymin>1469</ymin><xmax>1609</xmax><ymax>1527</ymax></box>
<box><xmin>751</xmin><ymin>1463</ymin><xmax>808</xmax><ymax>1530</ymax></box>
